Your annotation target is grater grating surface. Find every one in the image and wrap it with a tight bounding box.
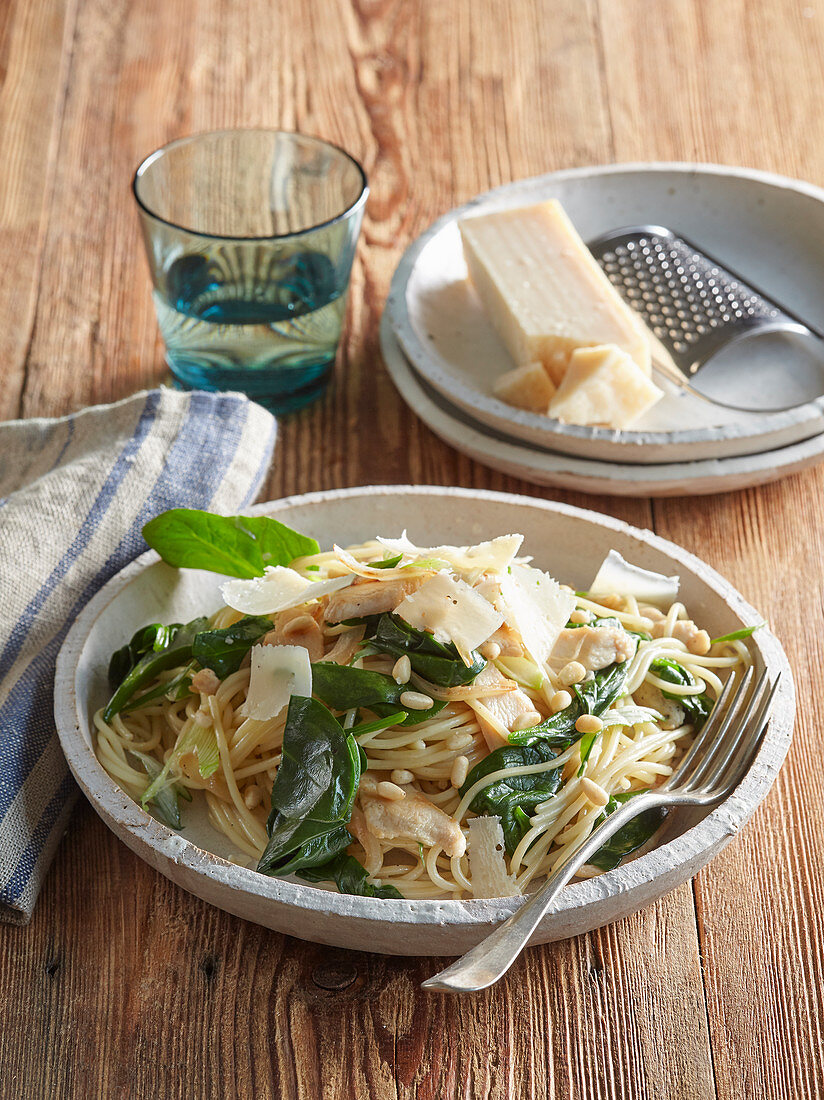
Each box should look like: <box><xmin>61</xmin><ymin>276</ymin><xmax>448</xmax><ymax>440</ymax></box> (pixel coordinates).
<box><xmin>588</xmin><ymin>225</ymin><xmax>824</xmax><ymax>399</ymax></box>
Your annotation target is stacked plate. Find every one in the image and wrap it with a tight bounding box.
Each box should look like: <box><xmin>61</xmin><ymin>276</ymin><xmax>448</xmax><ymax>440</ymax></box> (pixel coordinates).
<box><xmin>382</xmin><ymin>164</ymin><xmax>824</xmax><ymax>496</ymax></box>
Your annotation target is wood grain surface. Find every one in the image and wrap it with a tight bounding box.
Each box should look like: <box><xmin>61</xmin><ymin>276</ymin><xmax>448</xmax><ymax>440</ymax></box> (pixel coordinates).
<box><xmin>1</xmin><ymin>0</ymin><xmax>822</xmax><ymax>1096</ymax></box>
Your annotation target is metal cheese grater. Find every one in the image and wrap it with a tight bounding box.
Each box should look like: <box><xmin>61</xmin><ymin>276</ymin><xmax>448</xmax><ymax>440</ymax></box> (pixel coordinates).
<box><xmin>587</xmin><ymin>225</ymin><xmax>824</xmax><ymax>410</ymax></box>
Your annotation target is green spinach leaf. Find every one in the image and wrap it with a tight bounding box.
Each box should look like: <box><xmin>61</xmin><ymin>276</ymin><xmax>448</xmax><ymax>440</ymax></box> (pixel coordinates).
<box><xmin>142</xmin><ymin>508</ymin><xmax>319</xmax><ymax>579</ymax></box>
<box><xmin>589</xmin><ymin>791</ymin><xmax>665</xmax><ymax>872</ymax></box>
<box><xmin>191</xmin><ymin>615</ymin><xmax>273</xmax><ymax>678</ymax></box>
<box><xmin>649</xmin><ymin>658</ymin><xmax>712</xmax><ymax>729</ymax></box>
<box><xmin>508</xmin><ymin>660</ymin><xmax>631</xmax><ymax>748</ymax></box>
<box><xmin>711</xmin><ymin>623</ymin><xmax>764</xmax><ymax>645</ymax></box>
<box><xmin>104</xmin><ymin>616</ymin><xmax>210</xmax><ymax>721</ymax></box>
<box><xmin>108</xmin><ymin>622</ymin><xmax>181</xmax><ymax>690</ymax></box>
<box><xmin>311</xmin><ymin>662</ymin><xmax>446</xmax><ymax>726</ymax></box>
<box><xmin>298</xmin><ymin>853</ymin><xmax>403</xmax><ymax>899</ymax></box>
<box><xmin>461</xmin><ymin>742</ymin><xmax>562</xmax><ymax>855</ymax></box>
<box><xmin>258</xmin><ymin>696</ymin><xmax>361</xmax><ymax>877</ymax></box>
<box><xmin>368</xmin><ymin>614</ymin><xmax>485</xmax><ymax>687</ymax></box>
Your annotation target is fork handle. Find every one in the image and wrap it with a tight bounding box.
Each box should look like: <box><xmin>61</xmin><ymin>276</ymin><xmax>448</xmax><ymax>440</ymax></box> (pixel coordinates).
<box><xmin>422</xmin><ymin>792</ymin><xmax>661</xmax><ymax>994</ymax></box>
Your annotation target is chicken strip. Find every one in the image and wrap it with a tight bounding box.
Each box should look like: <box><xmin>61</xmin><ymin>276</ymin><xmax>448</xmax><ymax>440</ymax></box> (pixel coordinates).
<box><xmin>466</xmin><ymin>663</ymin><xmax>541</xmax><ymax>750</ymax></box>
<box><xmin>360</xmin><ymin>789</ymin><xmax>466</xmax><ymax>858</ymax></box>
<box><xmin>323</xmin><ymin>576</ymin><xmax>428</xmax><ymax>624</ymax></box>
<box><xmin>549</xmin><ymin>624</ymin><xmax>636</xmax><ymax>672</ymax></box>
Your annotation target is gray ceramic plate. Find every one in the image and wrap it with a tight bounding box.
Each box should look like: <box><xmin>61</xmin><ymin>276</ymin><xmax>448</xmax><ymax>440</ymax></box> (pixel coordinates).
<box><xmin>381</xmin><ymin>315</ymin><xmax>824</xmax><ymax>496</ymax></box>
<box><xmin>54</xmin><ymin>487</ymin><xmax>794</xmax><ymax>955</ymax></box>
<box><xmin>386</xmin><ymin>163</ymin><xmax>824</xmax><ymax>464</ymax></box>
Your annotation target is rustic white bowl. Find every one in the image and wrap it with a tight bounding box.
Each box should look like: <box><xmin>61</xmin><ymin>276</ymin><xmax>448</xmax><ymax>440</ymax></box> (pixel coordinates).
<box><xmin>54</xmin><ymin>487</ymin><xmax>794</xmax><ymax>955</ymax></box>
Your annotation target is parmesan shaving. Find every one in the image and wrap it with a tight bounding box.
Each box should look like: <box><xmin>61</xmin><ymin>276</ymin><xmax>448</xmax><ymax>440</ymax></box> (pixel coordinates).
<box><xmin>499</xmin><ymin>564</ymin><xmax>576</xmax><ymax>668</ymax></box>
<box><xmin>590</xmin><ymin>549</ymin><xmax>679</xmax><ymax>606</ymax></box>
<box><xmin>395</xmin><ymin>572</ymin><xmax>505</xmax><ymax>663</ymax></box>
<box><xmin>240</xmin><ymin>644</ymin><xmax>312</xmax><ymax>721</ymax></box>
<box><xmin>467</xmin><ymin>817</ymin><xmax>522</xmax><ymax>898</ymax></box>
<box><xmin>221</xmin><ymin>567</ymin><xmax>354</xmax><ymax>616</ymax></box>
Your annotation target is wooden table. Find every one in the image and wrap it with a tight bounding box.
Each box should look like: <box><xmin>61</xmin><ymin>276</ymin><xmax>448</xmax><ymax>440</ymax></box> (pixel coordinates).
<box><xmin>2</xmin><ymin>0</ymin><xmax>823</xmax><ymax>1096</ymax></box>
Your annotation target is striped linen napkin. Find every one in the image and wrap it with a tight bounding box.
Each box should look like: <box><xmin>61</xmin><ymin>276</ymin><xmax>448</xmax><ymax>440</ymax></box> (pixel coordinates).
<box><xmin>0</xmin><ymin>388</ymin><xmax>276</xmax><ymax>924</ymax></box>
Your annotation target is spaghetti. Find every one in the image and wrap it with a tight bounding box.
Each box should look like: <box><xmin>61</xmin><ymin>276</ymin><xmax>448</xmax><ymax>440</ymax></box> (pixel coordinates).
<box><xmin>95</xmin><ymin>533</ymin><xmax>751</xmax><ymax>900</ymax></box>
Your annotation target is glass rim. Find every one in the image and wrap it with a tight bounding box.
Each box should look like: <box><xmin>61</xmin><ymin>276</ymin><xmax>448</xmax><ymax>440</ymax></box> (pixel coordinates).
<box><xmin>132</xmin><ymin>128</ymin><xmax>369</xmax><ymax>242</ymax></box>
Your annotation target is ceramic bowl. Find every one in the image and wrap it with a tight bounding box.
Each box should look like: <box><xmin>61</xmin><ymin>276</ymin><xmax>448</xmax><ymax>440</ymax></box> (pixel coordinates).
<box><xmin>54</xmin><ymin>486</ymin><xmax>794</xmax><ymax>955</ymax></box>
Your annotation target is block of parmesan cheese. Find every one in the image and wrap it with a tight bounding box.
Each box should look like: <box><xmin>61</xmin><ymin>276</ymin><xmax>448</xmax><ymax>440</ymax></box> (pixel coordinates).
<box><xmin>493</xmin><ymin>361</ymin><xmax>556</xmax><ymax>413</ymax></box>
<box><xmin>459</xmin><ymin>200</ymin><xmax>651</xmax><ymax>385</ymax></box>
<box><xmin>548</xmin><ymin>344</ymin><xmax>664</xmax><ymax>429</ymax></box>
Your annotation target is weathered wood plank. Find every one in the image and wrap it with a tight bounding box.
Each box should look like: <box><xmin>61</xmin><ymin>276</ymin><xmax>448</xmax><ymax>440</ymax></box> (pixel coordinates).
<box><xmin>0</xmin><ymin>0</ymin><xmax>77</xmax><ymax>421</ymax></box>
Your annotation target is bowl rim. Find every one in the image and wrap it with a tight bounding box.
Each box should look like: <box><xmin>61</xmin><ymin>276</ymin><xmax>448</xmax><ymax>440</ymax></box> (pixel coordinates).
<box><xmin>385</xmin><ymin>161</ymin><xmax>824</xmax><ymax>456</ymax></box>
<box><xmin>54</xmin><ymin>484</ymin><xmax>795</xmax><ymax>929</ymax></box>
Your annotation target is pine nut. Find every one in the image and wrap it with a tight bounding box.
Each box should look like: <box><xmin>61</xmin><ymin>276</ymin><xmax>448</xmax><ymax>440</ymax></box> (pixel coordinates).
<box><xmin>411</xmin><ymin>739</ymin><xmax>427</xmax><ymax>752</ymax></box>
<box><xmin>377</xmin><ymin>781</ymin><xmax>406</xmax><ymax>801</ymax></box>
<box><xmin>450</xmin><ymin>755</ymin><xmax>470</xmax><ymax>788</ymax></box>
<box><xmin>688</xmin><ymin>629</ymin><xmax>711</xmax><ymax>656</ymax></box>
<box><xmin>243</xmin><ymin>785</ymin><xmax>262</xmax><ymax>810</ymax></box>
<box><xmin>392</xmin><ymin>655</ymin><xmax>412</xmax><ymax>684</ymax></box>
<box><xmin>597</xmin><ymin>594</ymin><xmax>625</xmax><ymax>611</ymax></box>
<box><xmin>575</xmin><ymin>714</ymin><xmax>603</xmax><ymax>735</ymax></box>
<box><xmin>569</xmin><ymin>609</ymin><xmax>589</xmax><ymax>624</ymax></box>
<box><xmin>445</xmin><ymin>731</ymin><xmax>474</xmax><ymax>751</ymax></box>
<box><xmin>400</xmin><ymin>690</ymin><xmax>434</xmax><ymax>711</ymax></box>
<box><xmin>559</xmin><ymin>661</ymin><xmax>586</xmax><ymax>686</ymax></box>
<box><xmin>479</xmin><ymin>640</ymin><xmax>501</xmax><ymax>660</ymax></box>
<box><xmin>549</xmin><ymin>690</ymin><xmax>572</xmax><ymax>714</ymax></box>
<box><xmin>390</xmin><ymin>769</ymin><xmax>414</xmax><ymax>785</ymax></box>
<box><xmin>511</xmin><ymin>710</ymin><xmax>543</xmax><ymax>732</ymax></box>
<box><xmin>581</xmin><ymin>778</ymin><xmax>609</xmax><ymax>807</ymax></box>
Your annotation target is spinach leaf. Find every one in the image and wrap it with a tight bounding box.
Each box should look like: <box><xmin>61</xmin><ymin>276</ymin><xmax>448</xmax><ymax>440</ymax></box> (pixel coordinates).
<box><xmin>368</xmin><ymin>614</ymin><xmax>485</xmax><ymax>687</ymax></box>
<box><xmin>104</xmin><ymin>617</ymin><xmax>211</xmax><ymax>721</ymax></box>
<box><xmin>508</xmin><ymin>660</ymin><xmax>631</xmax><ymax>748</ymax></box>
<box><xmin>257</xmin><ymin>696</ymin><xmax>361</xmax><ymax>877</ymax></box>
<box><xmin>311</xmin><ymin>662</ymin><xmax>446</xmax><ymax>726</ymax></box>
<box><xmin>191</xmin><ymin>615</ymin><xmax>273</xmax><ymax>678</ymax></box>
<box><xmin>108</xmin><ymin>622</ymin><xmax>181</xmax><ymax>690</ymax></box>
<box><xmin>142</xmin><ymin>508</ymin><xmax>319</xmax><ymax>579</ymax></box>
<box><xmin>649</xmin><ymin>658</ymin><xmax>712</xmax><ymax>729</ymax></box>
<box><xmin>370</xmin><ymin>554</ymin><xmax>403</xmax><ymax>570</ymax></box>
<box><xmin>461</xmin><ymin>742</ymin><xmax>562</xmax><ymax>855</ymax></box>
<box><xmin>298</xmin><ymin>853</ymin><xmax>403</xmax><ymax>899</ymax></box>
<box><xmin>711</xmin><ymin>623</ymin><xmax>764</xmax><ymax>645</ymax></box>
<box><xmin>589</xmin><ymin>791</ymin><xmax>665</xmax><ymax>872</ymax></box>
<box><xmin>121</xmin><ymin>661</ymin><xmax>197</xmax><ymax>714</ymax></box>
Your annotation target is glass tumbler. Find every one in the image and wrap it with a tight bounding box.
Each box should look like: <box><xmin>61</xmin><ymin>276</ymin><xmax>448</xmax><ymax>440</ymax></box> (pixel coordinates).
<box><xmin>133</xmin><ymin>130</ymin><xmax>368</xmax><ymax>413</ymax></box>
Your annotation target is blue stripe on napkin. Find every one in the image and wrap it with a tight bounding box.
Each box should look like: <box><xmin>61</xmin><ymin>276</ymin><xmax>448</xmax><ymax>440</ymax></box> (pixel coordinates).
<box><xmin>0</xmin><ymin>389</ymin><xmax>277</xmax><ymax>923</ymax></box>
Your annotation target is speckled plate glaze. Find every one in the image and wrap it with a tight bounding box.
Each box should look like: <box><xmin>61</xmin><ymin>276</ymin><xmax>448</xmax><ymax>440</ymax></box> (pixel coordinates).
<box><xmin>55</xmin><ymin>487</ymin><xmax>794</xmax><ymax>955</ymax></box>
<box><xmin>386</xmin><ymin>163</ymin><xmax>824</xmax><ymax>464</ymax></box>
<box><xmin>381</xmin><ymin>315</ymin><xmax>824</xmax><ymax>496</ymax></box>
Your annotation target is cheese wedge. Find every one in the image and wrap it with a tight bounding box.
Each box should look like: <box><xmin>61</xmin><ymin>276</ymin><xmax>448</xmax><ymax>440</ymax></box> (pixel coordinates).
<box><xmin>493</xmin><ymin>361</ymin><xmax>556</xmax><ymax>413</ymax></box>
<box><xmin>548</xmin><ymin>344</ymin><xmax>664</xmax><ymax>429</ymax></box>
<box><xmin>459</xmin><ymin>199</ymin><xmax>651</xmax><ymax>384</ymax></box>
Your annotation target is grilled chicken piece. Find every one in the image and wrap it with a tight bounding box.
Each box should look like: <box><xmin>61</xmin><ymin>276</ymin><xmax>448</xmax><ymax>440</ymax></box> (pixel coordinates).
<box><xmin>549</xmin><ymin>624</ymin><xmax>636</xmax><ymax>671</ymax></box>
<box><xmin>467</xmin><ymin>663</ymin><xmax>541</xmax><ymax>750</ymax></box>
<box><xmin>651</xmin><ymin>617</ymin><xmax>711</xmax><ymax>654</ymax></box>
<box><xmin>264</xmin><ymin>605</ymin><xmax>325</xmax><ymax>662</ymax></box>
<box><xmin>360</xmin><ymin>789</ymin><xmax>467</xmax><ymax>858</ymax></box>
<box><xmin>323</xmin><ymin>576</ymin><xmax>428</xmax><ymax>624</ymax></box>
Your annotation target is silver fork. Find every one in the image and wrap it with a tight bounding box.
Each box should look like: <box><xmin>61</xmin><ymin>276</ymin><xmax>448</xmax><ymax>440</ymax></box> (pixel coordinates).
<box><xmin>422</xmin><ymin>667</ymin><xmax>778</xmax><ymax>994</ymax></box>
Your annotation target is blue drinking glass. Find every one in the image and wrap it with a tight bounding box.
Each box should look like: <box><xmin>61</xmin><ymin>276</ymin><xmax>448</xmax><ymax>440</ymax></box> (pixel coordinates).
<box><xmin>133</xmin><ymin>130</ymin><xmax>368</xmax><ymax>413</ymax></box>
